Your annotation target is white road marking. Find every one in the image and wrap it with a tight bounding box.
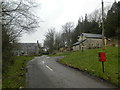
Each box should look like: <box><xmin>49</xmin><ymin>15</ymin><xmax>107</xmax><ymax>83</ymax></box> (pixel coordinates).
<box><xmin>46</xmin><ymin>57</ymin><xmax>50</xmax><ymax>59</ymax></box>
<box><xmin>42</xmin><ymin>61</ymin><xmax>45</xmax><ymax>64</ymax></box>
<box><xmin>46</xmin><ymin>65</ymin><xmax>53</xmax><ymax>71</ymax></box>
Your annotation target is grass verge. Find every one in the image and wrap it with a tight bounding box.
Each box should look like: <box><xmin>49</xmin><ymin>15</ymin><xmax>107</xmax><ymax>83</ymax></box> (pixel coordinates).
<box><xmin>2</xmin><ymin>56</ymin><xmax>34</xmax><ymax>88</ymax></box>
<box><xmin>52</xmin><ymin>47</ymin><xmax>119</xmax><ymax>86</ymax></box>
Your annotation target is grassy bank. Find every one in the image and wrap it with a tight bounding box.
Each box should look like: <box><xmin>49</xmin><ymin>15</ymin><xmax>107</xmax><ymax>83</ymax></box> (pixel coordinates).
<box><xmin>53</xmin><ymin>47</ymin><xmax>119</xmax><ymax>86</ymax></box>
<box><xmin>2</xmin><ymin>56</ymin><xmax>34</xmax><ymax>88</ymax></box>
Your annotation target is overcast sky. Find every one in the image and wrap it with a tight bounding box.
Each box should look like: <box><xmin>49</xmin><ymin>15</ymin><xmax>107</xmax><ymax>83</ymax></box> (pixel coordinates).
<box><xmin>19</xmin><ymin>0</ymin><xmax>118</xmax><ymax>44</ymax></box>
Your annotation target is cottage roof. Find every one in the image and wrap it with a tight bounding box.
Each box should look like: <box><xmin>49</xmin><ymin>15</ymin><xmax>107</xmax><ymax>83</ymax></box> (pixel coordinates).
<box><xmin>73</xmin><ymin>42</ymin><xmax>80</xmax><ymax>46</ymax></box>
<box><xmin>81</xmin><ymin>33</ymin><xmax>102</xmax><ymax>38</ymax></box>
<box><xmin>73</xmin><ymin>39</ymin><xmax>86</xmax><ymax>46</ymax></box>
<box><xmin>18</xmin><ymin>43</ymin><xmax>38</xmax><ymax>47</ymax></box>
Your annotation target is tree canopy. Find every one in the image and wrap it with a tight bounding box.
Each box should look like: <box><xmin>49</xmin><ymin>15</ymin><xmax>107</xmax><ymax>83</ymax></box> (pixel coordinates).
<box><xmin>1</xmin><ymin>0</ymin><xmax>39</xmax><ymax>73</ymax></box>
<box><xmin>43</xmin><ymin>1</ymin><xmax>119</xmax><ymax>53</ymax></box>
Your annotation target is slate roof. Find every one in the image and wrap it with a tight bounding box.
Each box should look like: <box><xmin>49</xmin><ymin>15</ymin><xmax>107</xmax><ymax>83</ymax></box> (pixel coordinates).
<box><xmin>73</xmin><ymin>42</ymin><xmax>80</xmax><ymax>46</ymax></box>
<box><xmin>18</xmin><ymin>43</ymin><xmax>38</xmax><ymax>47</ymax></box>
<box><xmin>73</xmin><ymin>39</ymin><xmax>86</xmax><ymax>46</ymax></box>
<box><xmin>81</xmin><ymin>33</ymin><xmax>102</xmax><ymax>38</ymax></box>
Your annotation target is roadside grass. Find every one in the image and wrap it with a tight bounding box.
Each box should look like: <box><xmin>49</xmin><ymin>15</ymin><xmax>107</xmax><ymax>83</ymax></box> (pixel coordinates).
<box><xmin>2</xmin><ymin>56</ymin><xmax>34</xmax><ymax>88</ymax></box>
<box><xmin>52</xmin><ymin>47</ymin><xmax>119</xmax><ymax>86</ymax></box>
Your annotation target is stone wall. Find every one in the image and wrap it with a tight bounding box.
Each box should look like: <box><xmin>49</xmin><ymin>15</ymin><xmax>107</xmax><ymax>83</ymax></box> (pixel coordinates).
<box><xmin>14</xmin><ymin>43</ymin><xmax>39</xmax><ymax>56</ymax></box>
<box><xmin>72</xmin><ymin>38</ymin><xmax>103</xmax><ymax>51</ymax></box>
<box><xmin>83</xmin><ymin>38</ymin><xmax>103</xmax><ymax>49</ymax></box>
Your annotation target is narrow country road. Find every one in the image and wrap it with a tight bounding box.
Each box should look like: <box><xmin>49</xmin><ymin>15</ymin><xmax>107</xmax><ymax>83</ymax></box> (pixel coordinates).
<box><xmin>26</xmin><ymin>55</ymin><xmax>116</xmax><ymax>88</ymax></box>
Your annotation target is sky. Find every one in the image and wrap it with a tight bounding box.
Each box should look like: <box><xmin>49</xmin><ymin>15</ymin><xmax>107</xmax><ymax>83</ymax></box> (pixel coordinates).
<box><xmin>19</xmin><ymin>0</ymin><xmax>118</xmax><ymax>45</ymax></box>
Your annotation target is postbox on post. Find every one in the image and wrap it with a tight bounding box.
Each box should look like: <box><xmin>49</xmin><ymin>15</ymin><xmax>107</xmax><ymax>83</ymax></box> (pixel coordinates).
<box><xmin>99</xmin><ymin>52</ymin><xmax>106</xmax><ymax>62</ymax></box>
<box><xmin>98</xmin><ymin>52</ymin><xmax>107</xmax><ymax>73</ymax></box>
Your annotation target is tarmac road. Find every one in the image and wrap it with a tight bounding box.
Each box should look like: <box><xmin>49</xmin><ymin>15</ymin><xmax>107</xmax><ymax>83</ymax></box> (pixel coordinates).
<box><xmin>26</xmin><ymin>55</ymin><xmax>117</xmax><ymax>88</ymax></box>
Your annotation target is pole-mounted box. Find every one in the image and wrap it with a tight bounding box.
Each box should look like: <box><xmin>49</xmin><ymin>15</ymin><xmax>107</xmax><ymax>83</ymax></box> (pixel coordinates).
<box><xmin>99</xmin><ymin>52</ymin><xmax>106</xmax><ymax>62</ymax></box>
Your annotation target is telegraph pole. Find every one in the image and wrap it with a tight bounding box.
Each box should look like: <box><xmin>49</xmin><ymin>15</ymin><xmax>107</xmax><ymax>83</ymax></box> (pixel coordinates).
<box><xmin>81</xmin><ymin>17</ymin><xmax>84</xmax><ymax>52</ymax></box>
<box><xmin>102</xmin><ymin>0</ymin><xmax>106</xmax><ymax>49</ymax></box>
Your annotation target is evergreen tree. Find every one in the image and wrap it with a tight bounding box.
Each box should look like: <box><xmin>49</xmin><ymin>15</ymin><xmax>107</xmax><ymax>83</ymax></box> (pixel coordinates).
<box><xmin>72</xmin><ymin>18</ymin><xmax>82</xmax><ymax>43</ymax></box>
<box><xmin>105</xmin><ymin>1</ymin><xmax>120</xmax><ymax>38</ymax></box>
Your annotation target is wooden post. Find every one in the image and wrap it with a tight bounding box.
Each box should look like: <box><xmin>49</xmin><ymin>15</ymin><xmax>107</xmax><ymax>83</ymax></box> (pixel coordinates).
<box><xmin>102</xmin><ymin>0</ymin><xmax>106</xmax><ymax>49</ymax></box>
<box><xmin>102</xmin><ymin>61</ymin><xmax>105</xmax><ymax>73</ymax></box>
<box><xmin>81</xmin><ymin>17</ymin><xmax>84</xmax><ymax>52</ymax></box>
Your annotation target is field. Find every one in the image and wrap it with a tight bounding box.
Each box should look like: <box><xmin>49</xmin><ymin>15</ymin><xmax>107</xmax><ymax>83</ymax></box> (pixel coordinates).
<box><xmin>53</xmin><ymin>47</ymin><xmax>119</xmax><ymax>86</ymax></box>
<box><xmin>2</xmin><ymin>56</ymin><xmax>34</xmax><ymax>88</ymax></box>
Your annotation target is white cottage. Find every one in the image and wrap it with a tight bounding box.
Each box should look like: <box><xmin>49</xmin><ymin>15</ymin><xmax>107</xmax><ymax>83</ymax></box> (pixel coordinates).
<box><xmin>73</xmin><ymin>33</ymin><xmax>103</xmax><ymax>51</ymax></box>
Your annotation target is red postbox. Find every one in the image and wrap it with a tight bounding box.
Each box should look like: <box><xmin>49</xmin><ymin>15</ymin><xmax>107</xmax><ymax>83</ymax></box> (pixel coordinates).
<box><xmin>99</xmin><ymin>52</ymin><xmax>106</xmax><ymax>62</ymax></box>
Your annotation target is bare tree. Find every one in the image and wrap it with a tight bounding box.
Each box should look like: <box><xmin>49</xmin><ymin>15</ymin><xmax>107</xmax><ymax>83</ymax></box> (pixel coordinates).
<box><xmin>62</xmin><ymin>22</ymin><xmax>74</xmax><ymax>48</ymax></box>
<box><xmin>44</xmin><ymin>28</ymin><xmax>55</xmax><ymax>53</ymax></box>
<box><xmin>88</xmin><ymin>6</ymin><xmax>111</xmax><ymax>23</ymax></box>
<box><xmin>88</xmin><ymin>9</ymin><xmax>102</xmax><ymax>22</ymax></box>
<box><xmin>1</xmin><ymin>0</ymin><xmax>40</xmax><ymax>73</ymax></box>
<box><xmin>1</xmin><ymin>0</ymin><xmax>39</xmax><ymax>43</ymax></box>
<box><xmin>54</xmin><ymin>32</ymin><xmax>61</xmax><ymax>50</ymax></box>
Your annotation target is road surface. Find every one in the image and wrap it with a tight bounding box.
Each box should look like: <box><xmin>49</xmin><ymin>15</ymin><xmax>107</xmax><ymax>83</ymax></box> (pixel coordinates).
<box><xmin>26</xmin><ymin>55</ymin><xmax>116</xmax><ymax>88</ymax></box>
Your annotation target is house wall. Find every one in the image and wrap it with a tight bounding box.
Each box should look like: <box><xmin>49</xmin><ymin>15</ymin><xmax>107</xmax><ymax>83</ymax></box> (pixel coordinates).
<box><xmin>73</xmin><ymin>38</ymin><xmax>103</xmax><ymax>51</ymax></box>
<box><xmin>22</xmin><ymin>44</ymin><xmax>39</xmax><ymax>55</ymax></box>
<box><xmin>73</xmin><ymin>45</ymin><xmax>80</xmax><ymax>51</ymax></box>
<box><xmin>81</xmin><ymin>38</ymin><xmax>103</xmax><ymax>50</ymax></box>
<box><xmin>14</xmin><ymin>43</ymin><xmax>39</xmax><ymax>56</ymax></box>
